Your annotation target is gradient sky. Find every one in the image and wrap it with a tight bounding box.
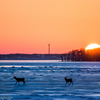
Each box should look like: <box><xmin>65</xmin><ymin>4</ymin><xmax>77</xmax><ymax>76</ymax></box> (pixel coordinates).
<box><xmin>0</xmin><ymin>0</ymin><xmax>100</xmax><ymax>54</ymax></box>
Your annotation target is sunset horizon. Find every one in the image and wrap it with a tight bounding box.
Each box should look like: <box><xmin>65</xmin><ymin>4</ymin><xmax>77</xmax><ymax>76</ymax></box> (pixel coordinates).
<box><xmin>1</xmin><ymin>43</ymin><xmax>100</xmax><ymax>54</ymax></box>
<box><xmin>0</xmin><ymin>0</ymin><xmax>100</xmax><ymax>54</ymax></box>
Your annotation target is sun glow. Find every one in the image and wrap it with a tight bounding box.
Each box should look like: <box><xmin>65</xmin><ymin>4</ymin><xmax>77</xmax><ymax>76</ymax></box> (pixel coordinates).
<box><xmin>85</xmin><ymin>44</ymin><xmax>100</xmax><ymax>50</ymax></box>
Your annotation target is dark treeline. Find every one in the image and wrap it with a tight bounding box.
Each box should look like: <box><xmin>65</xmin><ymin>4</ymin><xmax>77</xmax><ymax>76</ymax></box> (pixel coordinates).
<box><xmin>61</xmin><ymin>48</ymin><xmax>100</xmax><ymax>61</ymax></box>
<box><xmin>0</xmin><ymin>54</ymin><xmax>61</xmax><ymax>60</ymax></box>
<box><xmin>0</xmin><ymin>48</ymin><xmax>100</xmax><ymax>61</ymax></box>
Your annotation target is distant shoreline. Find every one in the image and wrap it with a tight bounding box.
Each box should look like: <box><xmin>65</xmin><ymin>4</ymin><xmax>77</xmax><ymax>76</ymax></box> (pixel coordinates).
<box><xmin>1</xmin><ymin>53</ymin><xmax>100</xmax><ymax>61</ymax></box>
<box><xmin>0</xmin><ymin>54</ymin><xmax>61</xmax><ymax>60</ymax></box>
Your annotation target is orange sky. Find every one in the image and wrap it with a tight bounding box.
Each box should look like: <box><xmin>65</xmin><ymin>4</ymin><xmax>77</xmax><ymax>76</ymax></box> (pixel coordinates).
<box><xmin>0</xmin><ymin>0</ymin><xmax>100</xmax><ymax>54</ymax></box>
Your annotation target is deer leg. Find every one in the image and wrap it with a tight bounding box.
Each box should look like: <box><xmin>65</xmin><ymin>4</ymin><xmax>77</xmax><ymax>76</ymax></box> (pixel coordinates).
<box><xmin>15</xmin><ymin>81</ymin><xmax>17</xmax><ymax>85</ymax></box>
<box><xmin>23</xmin><ymin>81</ymin><xmax>25</xmax><ymax>85</ymax></box>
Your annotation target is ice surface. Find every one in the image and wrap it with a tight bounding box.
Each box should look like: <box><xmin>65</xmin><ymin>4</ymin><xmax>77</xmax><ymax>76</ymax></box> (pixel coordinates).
<box><xmin>0</xmin><ymin>60</ymin><xmax>100</xmax><ymax>100</ymax></box>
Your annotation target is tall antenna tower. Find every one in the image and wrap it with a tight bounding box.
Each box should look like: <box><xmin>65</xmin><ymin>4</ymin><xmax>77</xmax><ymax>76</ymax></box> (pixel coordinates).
<box><xmin>48</xmin><ymin>44</ymin><xmax>50</xmax><ymax>54</ymax></box>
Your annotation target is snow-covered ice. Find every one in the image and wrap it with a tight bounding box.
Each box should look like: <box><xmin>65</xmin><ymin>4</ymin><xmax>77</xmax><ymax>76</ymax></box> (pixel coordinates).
<box><xmin>0</xmin><ymin>60</ymin><xmax>100</xmax><ymax>100</ymax></box>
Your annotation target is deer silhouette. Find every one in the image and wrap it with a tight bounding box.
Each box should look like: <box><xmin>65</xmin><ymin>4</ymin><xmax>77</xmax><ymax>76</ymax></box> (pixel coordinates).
<box><xmin>64</xmin><ymin>77</ymin><xmax>73</xmax><ymax>86</ymax></box>
<box><xmin>13</xmin><ymin>76</ymin><xmax>25</xmax><ymax>85</ymax></box>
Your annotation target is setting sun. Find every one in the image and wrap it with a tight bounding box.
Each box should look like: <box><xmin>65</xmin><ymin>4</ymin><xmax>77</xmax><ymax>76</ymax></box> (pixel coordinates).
<box><xmin>85</xmin><ymin>44</ymin><xmax>100</xmax><ymax>50</ymax></box>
